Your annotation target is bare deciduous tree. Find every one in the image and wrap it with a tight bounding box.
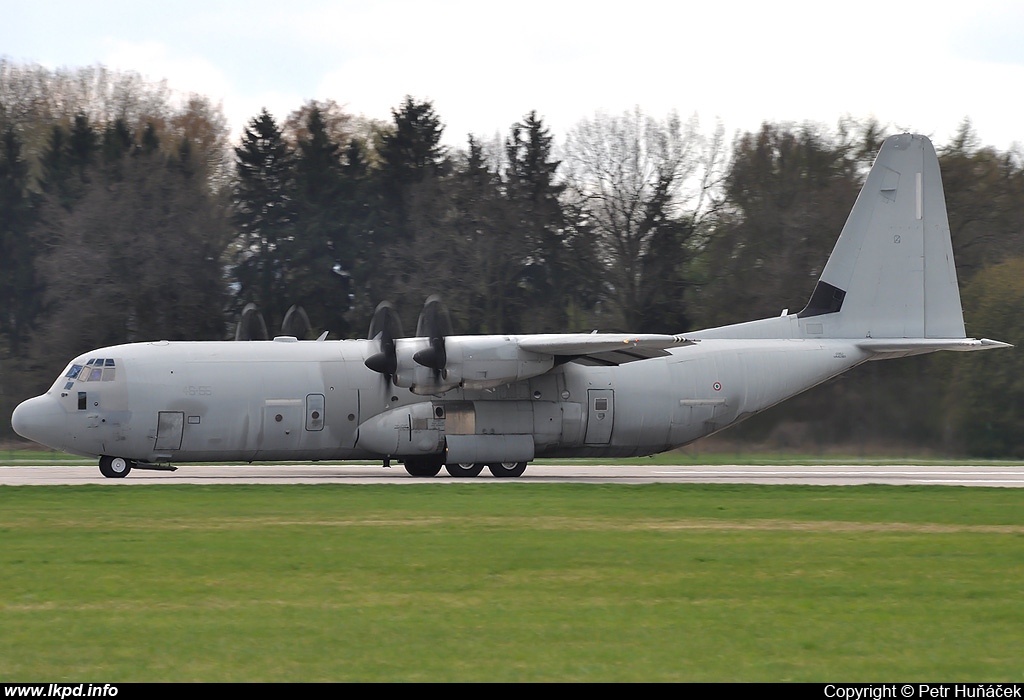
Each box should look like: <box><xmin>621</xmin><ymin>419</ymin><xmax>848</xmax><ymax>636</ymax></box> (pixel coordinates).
<box><xmin>561</xmin><ymin>108</ymin><xmax>723</xmax><ymax>330</ymax></box>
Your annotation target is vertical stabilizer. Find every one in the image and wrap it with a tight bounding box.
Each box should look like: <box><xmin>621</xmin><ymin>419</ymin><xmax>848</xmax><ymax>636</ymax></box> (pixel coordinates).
<box><xmin>798</xmin><ymin>133</ymin><xmax>966</xmax><ymax>339</ymax></box>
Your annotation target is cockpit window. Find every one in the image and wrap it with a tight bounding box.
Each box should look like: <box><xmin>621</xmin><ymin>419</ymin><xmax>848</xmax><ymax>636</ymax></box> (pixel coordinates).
<box><xmin>69</xmin><ymin>358</ymin><xmax>118</xmax><ymax>383</ymax></box>
<box><xmin>62</xmin><ymin>364</ymin><xmax>84</xmax><ymax>390</ymax></box>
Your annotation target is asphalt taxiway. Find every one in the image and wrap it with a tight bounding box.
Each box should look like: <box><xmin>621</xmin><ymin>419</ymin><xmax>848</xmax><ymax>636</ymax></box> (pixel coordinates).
<box><xmin>2</xmin><ymin>463</ymin><xmax>1023</xmax><ymax>486</ymax></box>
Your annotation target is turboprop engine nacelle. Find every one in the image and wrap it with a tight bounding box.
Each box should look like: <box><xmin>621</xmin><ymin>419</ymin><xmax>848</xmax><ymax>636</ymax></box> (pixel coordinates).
<box><xmin>391</xmin><ymin>337</ymin><xmax>458</xmax><ymax>394</ymax></box>
<box><xmin>354</xmin><ymin>400</ymin><xmax>539</xmax><ymax>462</ymax></box>
<box><xmin>356</xmin><ymin>401</ymin><xmax>445</xmax><ymax>456</ymax></box>
<box><xmin>392</xmin><ymin>336</ymin><xmax>554</xmax><ymax>395</ymax></box>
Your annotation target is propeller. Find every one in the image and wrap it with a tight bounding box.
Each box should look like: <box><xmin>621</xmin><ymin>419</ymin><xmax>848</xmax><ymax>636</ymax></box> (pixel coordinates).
<box><xmin>281</xmin><ymin>305</ymin><xmax>312</xmax><ymax>339</ymax></box>
<box><xmin>234</xmin><ymin>303</ymin><xmax>269</xmax><ymax>341</ymax></box>
<box><xmin>364</xmin><ymin>301</ymin><xmax>404</xmax><ymax>381</ymax></box>
<box><xmin>235</xmin><ymin>303</ymin><xmax>314</xmax><ymax>340</ymax></box>
<box><xmin>413</xmin><ymin>295</ymin><xmax>453</xmax><ymax>377</ymax></box>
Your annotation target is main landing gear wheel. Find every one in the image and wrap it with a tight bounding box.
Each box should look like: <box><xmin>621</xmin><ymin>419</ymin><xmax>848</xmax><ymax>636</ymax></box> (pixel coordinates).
<box><xmin>403</xmin><ymin>457</ymin><xmax>443</xmax><ymax>477</ymax></box>
<box><xmin>445</xmin><ymin>462</ymin><xmax>484</xmax><ymax>478</ymax></box>
<box><xmin>99</xmin><ymin>456</ymin><xmax>134</xmax><ymax>479</ymax></box>
<box><xmin>487</xmin><ymin>462</ymin><xmax>527</xmax><ymax>478</ymax></box>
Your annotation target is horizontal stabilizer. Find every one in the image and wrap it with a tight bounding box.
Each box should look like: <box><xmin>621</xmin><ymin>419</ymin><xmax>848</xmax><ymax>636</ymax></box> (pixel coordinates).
<box><xmin>857</xmin><ymin>338</ymin><xmax>1012</xmax><ymax>354</ymax></box>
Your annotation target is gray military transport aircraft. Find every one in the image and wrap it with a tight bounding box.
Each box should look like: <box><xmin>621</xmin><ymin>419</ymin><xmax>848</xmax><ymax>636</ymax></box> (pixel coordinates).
<box><xmin>11</xmin><ymin>133</ymin><xmax>1010</xmax><ymax>478</ymax></box>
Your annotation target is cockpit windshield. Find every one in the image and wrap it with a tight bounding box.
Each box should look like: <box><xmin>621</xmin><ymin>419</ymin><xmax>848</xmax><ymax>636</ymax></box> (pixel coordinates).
<box><xmin>60</xmin><ymin>358</ymin><xmax>117</xmax><ymax>390</ymax></box>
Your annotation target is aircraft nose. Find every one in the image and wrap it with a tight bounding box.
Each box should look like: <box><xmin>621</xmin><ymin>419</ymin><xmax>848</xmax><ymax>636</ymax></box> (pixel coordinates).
<box><xmin>11</xmin><ymin>395</ymin><xmax>67</xmax><ymax>450</ymax></box>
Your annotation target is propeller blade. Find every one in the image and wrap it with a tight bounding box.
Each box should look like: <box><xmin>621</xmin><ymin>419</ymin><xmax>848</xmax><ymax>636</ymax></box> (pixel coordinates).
<box><xmin>413</xmin><ymin>295</ymin><xmax>451</xmax><ymax>372</ymax></box>
<box><xmin>234</xmin><ymin>303</ymin><xmax>269</xmax><ymax>341</ymax></box>
<box><xmin>364</xmin><ymin>301</ymin><xmax>404</xmax><ymax>378</ymax></box>
<box><xmin>281</xmin><ymin>305</ymin><xmax>311</xmax><ymax>339</ymax></box>
<box><xmin>415</xmin><ymin>295</ymin><xmax>453</xmax><ymax>338</ymax></box>
<box><xmin>367</xmin><ymin>300</ymin><xmax>405</xmax><ymax>341</ymax></box>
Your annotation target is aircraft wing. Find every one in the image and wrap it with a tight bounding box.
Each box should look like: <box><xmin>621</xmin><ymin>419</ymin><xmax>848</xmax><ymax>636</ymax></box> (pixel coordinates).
<box><xmin>517</xmin><ymin>333</ymin><xmax>695</xmax><ymax>356</ymax></box>
<box><xmin>517</xmin><ymin>333</ymin><xmax>696</xmax><ymax>366</ymax></box>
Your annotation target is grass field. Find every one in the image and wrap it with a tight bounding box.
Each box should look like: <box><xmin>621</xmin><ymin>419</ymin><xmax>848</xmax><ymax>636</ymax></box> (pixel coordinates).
<box><xmin>1</xmin><ymin>483</ymin><xmax>1022</xmax><ymax>682</ymax></box>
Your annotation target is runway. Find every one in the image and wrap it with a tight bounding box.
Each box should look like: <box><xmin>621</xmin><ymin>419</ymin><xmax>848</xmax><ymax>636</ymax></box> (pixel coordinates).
<box><xmin>2</xmin><ymin>462</ymin><xmax>1024</xmax><ymax>486</ymax></box>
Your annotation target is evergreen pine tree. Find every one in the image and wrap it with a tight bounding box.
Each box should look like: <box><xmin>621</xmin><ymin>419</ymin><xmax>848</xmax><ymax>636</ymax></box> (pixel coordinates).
<box><xmin>0</xmin><ymin>125</ymin><xmax>39</xmax><ymax>356</ymax></box>
<box><xmin>291</xmin><ymin>106</ymin><xmax>352</xmax><ymax>336</ymax></box>
<box><xmin>504</xmin><ymin>112</ymin><xmax>580</xmax><ymax>331</ymax></box>
<box><xmin>232</xmin><ymin>109</ymin><xmax>296</xmax><ymax>332</ymax></box>
<box><xmin>356</xmin><ymin>97</ymin><xmax>449</xmax><ymax>325</ymax></box>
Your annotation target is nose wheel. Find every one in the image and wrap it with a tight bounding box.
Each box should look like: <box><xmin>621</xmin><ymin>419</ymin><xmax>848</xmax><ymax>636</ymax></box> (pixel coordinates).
<box><xmin>99</xmin><ymin>456</ymin><xmax>135</xmax><ymax>478</ymax></box>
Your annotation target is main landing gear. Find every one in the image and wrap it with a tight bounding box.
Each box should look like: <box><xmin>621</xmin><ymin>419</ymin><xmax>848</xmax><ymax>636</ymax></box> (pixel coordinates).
<box><xmin>402</xmin><ymin>458</ymin><xmax>528</xmax><ymax>478</ymax></box>
<box><xmin>403</xmin><ymin>456</ymin><xmax>443</xmax><ymax>477</ymax></box>
<box><xmin>445</xmin><ymin>462</ymin><xmax>484</xmax><ymax>477</ymax></box>
<box><xmin>98</xmin><ymin>455</ymin><xmax>135</xmax><ymax>478</ymax></box>
<box><xmin>486</xmin><ymin>462</ymin><xmax>528</xmax><ymax>478</ymax></box>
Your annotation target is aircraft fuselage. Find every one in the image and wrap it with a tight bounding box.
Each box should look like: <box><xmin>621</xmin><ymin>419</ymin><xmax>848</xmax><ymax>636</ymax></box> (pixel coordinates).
<box><xmin>14</xmin><ymin>335</ymin><xmax>870</xmax><ymax>466</ymax></box>
<box><xmin>11</xmin><ymin>134</ymin><xmax>1011</xmax><ymax>478</ymax></box>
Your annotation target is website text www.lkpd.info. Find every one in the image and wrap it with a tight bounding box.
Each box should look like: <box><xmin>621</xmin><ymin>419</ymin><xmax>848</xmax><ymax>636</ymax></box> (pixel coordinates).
<box><xmin>4</xmin><ymin>686</ymin><xmax>117</xmax><ymax>698</ymax></box>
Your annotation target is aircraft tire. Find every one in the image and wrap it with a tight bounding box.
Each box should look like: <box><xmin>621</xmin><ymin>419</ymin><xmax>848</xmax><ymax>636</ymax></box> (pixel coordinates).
<box><xmin>403</xmin><ymin>457</ymin><xmax>443</xmax><ymax>477</ymax></box>
<box><xmin>487</xmin><ymin>461</ymin><xmax>527</xmax><ymax>478</ymax></box>
<box><xmin>99</xmin><ymin>456</ymin><xmax>133</xmax><ymax>479</ymax></box>
<box><xmin>445</xmin><ymin>462</ymin><xmax>483</xmax><ymax>478</ymax></box>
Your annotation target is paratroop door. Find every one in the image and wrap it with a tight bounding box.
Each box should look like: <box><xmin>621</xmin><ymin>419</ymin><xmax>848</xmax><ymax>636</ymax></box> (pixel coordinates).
<box><xmin>584</xmin><ymin>389</ymin><xmax>614</xmax><ymax>444</ymax></box>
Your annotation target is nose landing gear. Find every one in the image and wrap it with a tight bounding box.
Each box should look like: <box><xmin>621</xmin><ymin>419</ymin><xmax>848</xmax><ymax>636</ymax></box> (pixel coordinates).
<box><xmin>99</xmin><ymin>455</ymin><xmax>135</xmax><ymax>478</ymax></box>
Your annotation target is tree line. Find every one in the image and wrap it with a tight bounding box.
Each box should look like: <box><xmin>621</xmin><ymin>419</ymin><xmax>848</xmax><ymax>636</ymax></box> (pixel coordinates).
<box><xmin>1</xmin><ymin>60</ymin><xmax>1021</xmax><ymax>455</ymax></box>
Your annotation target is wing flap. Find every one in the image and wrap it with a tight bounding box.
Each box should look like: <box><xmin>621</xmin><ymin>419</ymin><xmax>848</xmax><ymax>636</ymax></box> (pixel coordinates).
<box><xmin>567</xmin><ymin>346</ymin><xmax>676</xmax><ymax>366</ymax></box>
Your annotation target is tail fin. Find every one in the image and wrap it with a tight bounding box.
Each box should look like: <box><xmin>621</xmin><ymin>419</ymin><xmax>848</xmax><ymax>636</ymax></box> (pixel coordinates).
<box><xmin>799</xmin><ymin>133</ymin><xmax>964</xmax><ymax>339</ymax></box>
<box><xmin>693</xmin><ymin>133</ymin><xmax>1007</xmax><ymax>352</ymax></box>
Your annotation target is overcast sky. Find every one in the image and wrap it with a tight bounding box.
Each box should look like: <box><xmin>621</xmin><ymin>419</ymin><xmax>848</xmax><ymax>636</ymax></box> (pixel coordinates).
<box><xmin>3</xmin><ymin>0</ymin><xmax>1022</xmax><ymax>151</ymax></box>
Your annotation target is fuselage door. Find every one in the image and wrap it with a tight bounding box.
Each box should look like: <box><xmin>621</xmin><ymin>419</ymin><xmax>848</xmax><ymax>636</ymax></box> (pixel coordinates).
<box><xmin>584</xmin><ymin>389</ymin><xmax>614</xmax><ymax>444</ymax></box>
<box><xmin>305</xmin><ymin>394</ymin><xmax>325</xmax><ymax>431</ymax></box>
<box><xmin>154</xmin><ymin>411</ymin><xmax>184</xmax><ymax>450</ymax></box>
